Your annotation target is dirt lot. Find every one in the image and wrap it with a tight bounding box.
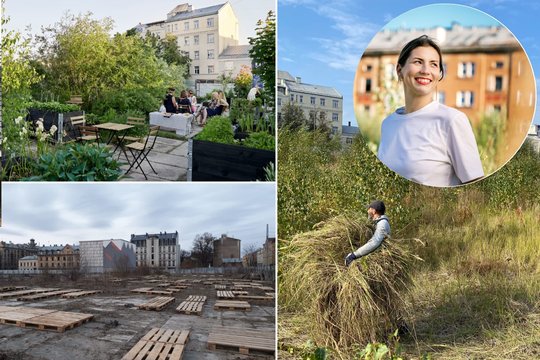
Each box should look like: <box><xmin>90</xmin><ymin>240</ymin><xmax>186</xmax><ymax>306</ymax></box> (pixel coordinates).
<box><xmin>0</xmin><ymin>273</ymin><xmax>275</xmax><ymax>359</ymax></box>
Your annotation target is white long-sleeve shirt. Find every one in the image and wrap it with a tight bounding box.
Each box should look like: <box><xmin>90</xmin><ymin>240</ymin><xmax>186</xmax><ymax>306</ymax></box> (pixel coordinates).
<box><xmin>353</xmin><ymin>215</ymin><xmax>391</xmax><ymax>257</ymax></box>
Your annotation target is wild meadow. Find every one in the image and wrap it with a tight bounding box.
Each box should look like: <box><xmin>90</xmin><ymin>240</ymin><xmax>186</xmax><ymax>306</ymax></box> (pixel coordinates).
<box><xmin>278</xmin><ymin>128</ymin><xmax>540</xmax><ymax>359</ymax></box>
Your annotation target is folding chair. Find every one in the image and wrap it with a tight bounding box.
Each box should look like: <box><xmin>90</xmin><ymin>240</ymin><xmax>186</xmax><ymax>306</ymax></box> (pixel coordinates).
<box><xmin>76</xmin><ymin>125</ymin><xmax>100</xmax><ymax>143</ymax></box>
<box><xmin>125</xmin><ymin>125</ymin><xmax>160</xmax><ymax>180</ymax></box>
<box><xmin>122</xmin><ymin>117</ymin><xmax>146</xmax><ymax>143</ymax></box>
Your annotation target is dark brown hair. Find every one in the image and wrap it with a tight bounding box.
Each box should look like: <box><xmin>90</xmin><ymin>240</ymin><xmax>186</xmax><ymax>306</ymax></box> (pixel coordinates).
<box><xmin>397</xmin><ymin>35</ymin><xmax>444</xmax><ymax>80</ymax></box>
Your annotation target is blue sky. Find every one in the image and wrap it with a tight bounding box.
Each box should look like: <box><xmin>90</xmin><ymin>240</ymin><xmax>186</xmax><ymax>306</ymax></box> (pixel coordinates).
<box><xmin>279</xmin><ymin>0</ymin><xmax>540</xmax><ymax>126</ymax></box>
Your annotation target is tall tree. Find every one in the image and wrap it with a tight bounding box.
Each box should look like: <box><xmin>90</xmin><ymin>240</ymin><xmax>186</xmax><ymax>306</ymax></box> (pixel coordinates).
<box><xmin>159</xmin><ymin>34</ymin><xmax>191</xmax><ymax>79</ymax></box>
<box><xmin>249</xmin><ymin>11</ymin><xmax>275</xmax><ymax>105</ymax></box>
<box><xmin>191</xmin><ymin>233</ymin><xmax>215</xmax><ymax>267</ymax></box>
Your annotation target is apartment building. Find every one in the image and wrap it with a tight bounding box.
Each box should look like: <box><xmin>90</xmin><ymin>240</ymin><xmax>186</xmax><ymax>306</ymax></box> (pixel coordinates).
<box><xmin>213</xmin><ymin>235</ymin><xmax>241</xmax><ymax>267</ymax></box>
<box><xmin>138</xmin><ymin>3</ymin><xmax>250</xmax><ymax>91</ymax></box>
<box><xmin>277</xmin><ymin>70</ymin><xmax>343</xmax><ymax>135</ymax></box>
<box><xmin>355</xmin><ymin>24</ymin><xmax>535</xmax><ymax>160</ymax></box>
<box><xmin>37</xmin><ymin>244</ymin><xmax>80</xmax><ymax>270</ymax></box>
<box><xmin>130</xmin><ymin>231</ymin><xmax>180</xmax><ymax>269</ymax></box>
<box><xmin>18</xmin><ymin>255</ymin><xmax>38</xmax><ymax>271</ymax></box>
<box><xmin>0</xmin><ymin>239</ymin><xmax>38</xmax><ymax>270</ymax></box>
<box><xmin>80</xmin><ymin>239</ymin><xmax>136</xmax><ymax>273</ymax></box>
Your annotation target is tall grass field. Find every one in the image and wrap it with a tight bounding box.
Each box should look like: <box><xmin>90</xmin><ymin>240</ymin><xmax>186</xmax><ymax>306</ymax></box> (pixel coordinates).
<box><xmin>278</xmin><ymin>129</ymin><xmax>540</xmax><ymax>359</ymax></box>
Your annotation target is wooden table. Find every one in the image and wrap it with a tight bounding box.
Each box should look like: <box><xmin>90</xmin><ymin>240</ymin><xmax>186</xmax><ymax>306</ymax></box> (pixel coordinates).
<box><xmin>95</xmin><ymin>122</ymin><xmax>134</xmax><ymax>162</ymax></box>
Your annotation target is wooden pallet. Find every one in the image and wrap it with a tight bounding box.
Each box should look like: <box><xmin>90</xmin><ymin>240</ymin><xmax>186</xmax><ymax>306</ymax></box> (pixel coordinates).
<box><xmin>265</xmin><ymin>292</ymin><xmax>276</xmax><ymax>298</ymax></box>
<box><xmin>217</xmin><ymin>291</ymin><xmax>235</xmax><ymax>299</ymax></box>
<box><xmin>61</xmin><ymin>290</ymin><xmax>102</xmax><ymax>298</ymax></box>
<box><xmin>214</xmin><ymin>284</ymin><xmax>226</xmax><ymax>290</ymax></box>
<box><xmin>232</xmin><ymin>291</ymin><xmax>248</xmax><ymax>295</ymax></box>
<box><xmin>207</xmin><ymin>326</ymin><xmax>274</xmax><ymax>355</ymax></box>
<box><xmin>17</xmin><ymin>289</ymin><xmax>80</xmax><ymax>301</ymax></box>
<box><xmin>0</xmin><ymin>288</ymin><xmax>59</xmax><ymax>300</ymax></box>
<box><xmin>235</xmin><ymin>295</ymin><xmax>274</xmax><ymax>301</ymax></box>
<box><xmin>122</xmin><ymin>328</ymin><xmax>190</xmax><ymax>360</ymax></box>
<box><xmin>175</xmin><ymin>295</ymin><xmax>207</xmax><ymax>315</ymax></box>
<box><xmin>257</xmin><ymin>286</ymin><xmax>274</xmax><ymax>291</ymax></box>
<box><xmin>138</xmin><ymin>297</ymin><xmax>175</xmax><ymax>311</ymax></box>
<box><xmin>156</xmin><ymin>283</ymin><xmax>172</xmax><ymax>287</ymax></box>
<box><xmin>214</xmin><ymin>300</ymin><xmax>251</xmax><ymax>311</ymax></box>
<box><xmin>131</xmin><ymin>288</ymin><xmax>173</xmax><ymax>296</ymax></box>
<box><xmin>0</xmin><ymin>306</ymin><xmax>93</xmax><ymax>332</ymax></box>
<box><xmin>0</xmin><ymin>286</ymin><xmax>27</xmax><ymax>292</ymax></box>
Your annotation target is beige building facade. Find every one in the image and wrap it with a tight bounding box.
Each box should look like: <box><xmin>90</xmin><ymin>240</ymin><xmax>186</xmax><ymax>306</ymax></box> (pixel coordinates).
<box><xmin>38</xmin><ymin>244</ymin><xmax>80</xmax><ymax>270</ymax></box>
<box><xmin>278</xmin><ymin>70</ymin><xmax>343</xmax><ymax>135</ymax></box>
<box><xmin>130</xmin><ymin>231</ymin><xmax>180</xmax><ymax>269</ymax></box>
<box><xmin>18</xmin><ymin>255</ymin><xmax>38</xmax><ymax>271</ymax></box>
<box><xmin>139</xmin><ymin>2</ymin><xmax>250</xmax><ymax>91</ymax></box>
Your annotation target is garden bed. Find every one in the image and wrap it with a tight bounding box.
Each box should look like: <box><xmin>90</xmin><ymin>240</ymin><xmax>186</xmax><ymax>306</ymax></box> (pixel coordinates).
<box><xmin>188</xmin><ymin>139</ymin><xmax>275</xmax><ymax>181</ymax></box>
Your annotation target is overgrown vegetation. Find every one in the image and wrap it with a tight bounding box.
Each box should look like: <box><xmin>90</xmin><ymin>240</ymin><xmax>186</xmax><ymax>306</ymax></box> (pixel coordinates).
<box><xmin>279</xmin><ymin>128</ymin><xmax>540</xmax><ymax>359</ymax></box>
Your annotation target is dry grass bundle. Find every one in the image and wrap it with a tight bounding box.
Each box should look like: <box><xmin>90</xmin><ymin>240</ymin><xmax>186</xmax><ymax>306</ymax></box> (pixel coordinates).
<box><xmin>280</xmin><ymin>215</ymin><xmax>416</xmax><ymax>351</ymax></box>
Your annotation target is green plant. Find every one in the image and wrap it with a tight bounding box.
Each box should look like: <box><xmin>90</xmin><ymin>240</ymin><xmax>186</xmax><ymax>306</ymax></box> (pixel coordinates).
<box><xmin>243</xmin><ymin>131</ymin><xmax>275</xmax><ymax>151</ymax></box>
<box><xmin>249</xmin><ymin>11</ymin><xmax>275</xmax><ymax>104</ymax></box>
<box><xmin>263</xmin><ymin>162</ymin><xmax>275</xmax><ymax>182</ymax></box>
<box><xmin>28</xmin><ymin>100</ymin><xmax>80</xmax><ymax>113</ymax></box>
<box><xmin>24</xmin><ymin>143</ymin><xmax>122</xmax><ymax>181</ymax></box>
<box><xmin>238</xmin><ymin>113</ymin><xmax>255</xmax><ymax>133</ymax></box>
<box><xmin>195</xmin><ymin>116</ymin><xmax>234</xmax><ymax>144</ymax></box>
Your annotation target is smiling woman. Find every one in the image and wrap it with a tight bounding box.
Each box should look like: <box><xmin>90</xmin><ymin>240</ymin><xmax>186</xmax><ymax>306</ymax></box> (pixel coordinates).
<box><xmin>377</xmin><ymin>35</ymin><xmax>484</xmax><ymax>187</ymax></box>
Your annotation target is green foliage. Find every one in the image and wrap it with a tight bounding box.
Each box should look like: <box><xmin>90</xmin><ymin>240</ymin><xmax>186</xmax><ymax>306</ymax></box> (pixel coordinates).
<box><xmin>356</xmin><ymin>330</ymin><xmax>405</xmax><ymax>360</ymax></box>
<box><xmin>243</xmin><ymin>131</ymin><xmax>275</xmax><ymax>151</ymax></box>
<box><xmin>91</xmin><ymin>88</ymin><xmax>160</xmax><ymax>116</ymax></box>
<box><xmin>234</xmin><ymin>65</ymin><xmax>253</xmax><ymax>99</ymax></box>
<box><xmin>264</xmin><ymin>162</ymin><xmax>275</xmax><ymax>182</ymax></box>
<box><xmin>279</xmin><ymin>103</ymin><xmax>307</xmax><ymax>130</ymax></box>
<box><xmin>195</xmin><ymin>116</ymin><xmax>235</xmax><ymax>144</ymax></box>
<box><xmin>24</xmin><ymin>143</ymin><xmax>121</xmax><ymax>181</ymax></box>
<box><xmin>249</xmin><ymin>11</ymin><xmax>275</xmax><ymax>104</ymax></box>
<box><xmin>230</xmin><ymin>98</ymin><xmax>255</xmax><ymax>124</ymax></box>
<box><xmin>473</xmin><ymin>110</ymin><xmax>507</xmax><ymax>175</ymax></box>
<box><xmin>157</xmin><ymin>33</ymin><xmax>191</xmax><ymax>78</ymax></box>
<box><xmin>284</xmin><ymin>340</ymin><xmax>328</xmax><ymax>360</ymax></box>
<box><xmin>28</xmin><ymin>100</ymin><xmax>80</xmax><ymax>113</ymax></box>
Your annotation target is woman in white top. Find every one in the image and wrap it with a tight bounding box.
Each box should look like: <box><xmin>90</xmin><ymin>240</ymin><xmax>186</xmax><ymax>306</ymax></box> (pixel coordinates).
<box><xmin>378</xmin><ymin>35</ymin><xmax>484</xmax><ymax>187</ymax></box>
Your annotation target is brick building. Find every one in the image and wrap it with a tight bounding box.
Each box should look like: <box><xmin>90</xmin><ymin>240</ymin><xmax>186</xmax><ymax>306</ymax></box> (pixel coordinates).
<box><xmin>213</xmin><ymin>235</ymin><xmax>241</xmax><ymax>267</ymax></box>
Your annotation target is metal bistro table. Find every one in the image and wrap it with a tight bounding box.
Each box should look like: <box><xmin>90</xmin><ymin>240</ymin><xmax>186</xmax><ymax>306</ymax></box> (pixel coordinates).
<box><xmin>95</xmin><ymin>122</ymin><xmax>134</xmax><ymax>162</ymax></box>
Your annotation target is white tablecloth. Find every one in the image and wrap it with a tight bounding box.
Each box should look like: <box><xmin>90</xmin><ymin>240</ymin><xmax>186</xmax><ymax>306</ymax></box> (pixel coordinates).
<box><xmin>149</xmin><ymin>112</ymin><xmax>193</xmax><ymax>136</ymax></box>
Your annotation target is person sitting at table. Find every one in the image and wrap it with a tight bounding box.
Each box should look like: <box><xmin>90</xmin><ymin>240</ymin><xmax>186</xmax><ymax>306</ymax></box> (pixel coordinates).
<box><xmin>176</xmin><ymin>90</ymin><xmax>193</xmax><ymax>114</ymax></box>
<box><xmin>195</xmin><ymin>91</ymin><xmax>229</xmax><ymax>126</ymax></box>
<box><xmin>188</xmin><ymin>89</ymin><xmax>197</xmax><ymax>114</ymax></box>
<box><xmin>163</xmin><ymin>87</ymin><xmax>178</xmax><ymax>113</ymax></box>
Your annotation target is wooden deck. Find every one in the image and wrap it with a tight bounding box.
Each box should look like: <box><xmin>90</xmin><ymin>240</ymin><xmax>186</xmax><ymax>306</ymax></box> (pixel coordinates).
<box><xmin>0</xmin><ymin>306</ymin><xmax>93</xmax><ymax>332</ymax></box>
<box><xmin>138</xmin><ymin>297</ymin><xmax>175</xmax><ymax>311</ymax></box>
<box><xmin>207</xmin><ymin>326</ymin><xmax>274</xmax><ymax>355</ymax></box>
<box><xmin>213</xmin><ymin>300</ymin><xmax>251</xmax><ymax>311</ymax></box>
<box><xmin>122</xmin><ymin>328</ymin><xmax>190</xmax><ymax>360</ymax></box>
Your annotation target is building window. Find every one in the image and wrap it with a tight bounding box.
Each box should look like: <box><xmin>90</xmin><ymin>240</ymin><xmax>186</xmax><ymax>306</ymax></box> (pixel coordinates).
<box><xmin>493</xmin><ymin>105</ymin><xmax>502</xmax><ymax>112</ymax></box>
<box><xmin>456</xmin><ymin>91</ymin><xmax>474</xmax><ymax>108</ymax></box>
<box><xmin>438</xmin><ymin>91</ymin><xmax>445</xmax><ymax>104</ymax></box>
<box><xmin>194</xmin><ymin>66</ymin><xmax>199</xmax><ymax>74</ymax></box>
<box><xmin>194</xmin><ymin>20</ymin><xmax>199</xmax><ymax>29</ymax></box>
<box><xmin>208</xmin><ymin>65</ymin><xmax>214</xmax><ymax>74</ymax></box>
<box><xmin>365</xmin><ymin>78</ymin><xmax>372</xmax><ymax>92</ymax></box>
<box><xmin>310</xmin><ymin>96</ymin><xmax>315</xmax><ymax>105</ymax></box>
<box><xmin>290</xmin><ymin>94</ymin><xmax>294</xmax><ymax>102</ymax></box>
<box><xmin>494</xmin><ymin>61</ymin><xmax>504</xmax><ymax>69</ymax></box>
<box><xmin>495</xmin><ymin>76</ymin><xmax>503</xmax><ymax>91</ymax></box>
<box><xmin>207</xmin><ymin>33</ymin><xmax>214</xmax><ymax>44</ymax></box>
<box><xmin>167</xmin><ymin>25</ymin><xmax>171</xmax><ymax>33</ymax></box>
<box><xmin>458</xmin><ymin>62</ymin><xmax>475</xmax><ymax>78</ymax></box>
<box><xmin>184</xmin><ymin>36</ymin><xmax>189</xmax><ymax>46</ymax></box>
<box><xmin>207</xmin><ymin>49</ymin><xmax>214</xmax><ymax>59</ymax></box>
<box><xmin>194</xmin><ymin>50</ymin><xmax>199</xmax><ymax>60</ymax></box>
<box><xmin>366</xmin><ymin>64</ymin><xmax>372</xmax><ymax>72</ymax></box>
<box><xmin>184</xmin><ymin>22</ymin><xmax>189</xmax><ymax>31</ymax></box>
<box><xmin>333</xmin><ymin>100</ymin><xmax>339</xmax><ymax>108</ymax></box>
<box><xmin>332</xmin><ymin>113</ymin><xmax>339</xmax><ymax>122</ymax></box>
<box><xmin>194</xmin><ymin>35</ymin><xmax>199</xmax><ymax>45</ymax></box>
<box><xmin>299</xmin><ymin>95</ymin><xmax>303</xmax><ymax>103</ymax></box>
<box><xmin>278</xmin><ymin>98</ymin><xmax>281</xmax><ymax>106</ymax></box>
<box><xmin>332</xmin><ymin>126</ymin><xmax>338</xmax><ymax>134</ymax></box>
<box><xmin>320</xmin><ymin>98</ymin><xmax>325</xmax><ymax>106</ymax></box>
<box><xmin>175</xmin><ymin>24</ymin><xmax>178</xmax><ymax>32</ymax></box>
<box><xmin>207</xmin><ymin>18</ymin><xmax>214</xmax><ymax>28</ymax></box>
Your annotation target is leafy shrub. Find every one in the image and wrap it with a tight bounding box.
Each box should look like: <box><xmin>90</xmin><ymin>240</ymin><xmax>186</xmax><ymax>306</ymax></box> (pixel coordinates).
<box><xmin>195</xmin><ymin>116</ymin><xmax>234</xmax><ymax>144</ymax></box>
<box><xmin>24</xmin><ymin>143</ymin><xmax>122</xmax><ymax>181</ymax></box>
<box><xmin>91</xmin><ymin>88</ymin><xmax>160</xmax><ymax>116</ymax></box>
<box><xmin>243</xmin><ymin>131</ymin><xmax>275</xmax><ymax>151</ymax></box>
<box><xmin>28</xmin><ymin>100</ymin><xmax>80</xmax><ymax>113</ymax></box>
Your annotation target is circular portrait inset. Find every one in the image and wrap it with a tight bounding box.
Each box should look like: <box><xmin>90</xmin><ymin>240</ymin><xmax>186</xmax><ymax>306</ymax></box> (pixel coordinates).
<box><xmin>354</xmin><ymin>4</ymin><xmax>535</xmax><ymax>187</ymax></box>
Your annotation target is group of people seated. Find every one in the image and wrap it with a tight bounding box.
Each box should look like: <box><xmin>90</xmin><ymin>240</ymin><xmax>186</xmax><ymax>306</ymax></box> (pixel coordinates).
<box><xmin>163</xmin><ymin>88</ymin><xmax>197</xmax><ymax>114</ymax></box>
<box><xmin>162</xmin><ymin>88</ymin><xmax>229</xmax><ymax>127</ymax></box>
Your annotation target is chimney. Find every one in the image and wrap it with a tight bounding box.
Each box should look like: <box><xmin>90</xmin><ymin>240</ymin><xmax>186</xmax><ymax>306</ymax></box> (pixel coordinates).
<box><xmin>295</xmin><ymin>77</ymin><xmax>301</xmax><ymax>83</ymax></box>
<box><xmin>348</xmin><ymin>121</ymin><xmax>351</xmax><ymax>126</ymax></box>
